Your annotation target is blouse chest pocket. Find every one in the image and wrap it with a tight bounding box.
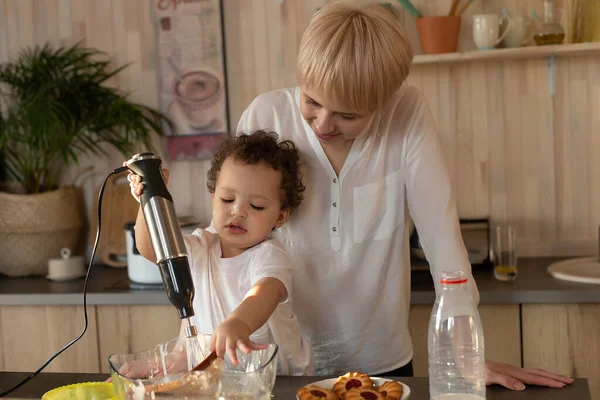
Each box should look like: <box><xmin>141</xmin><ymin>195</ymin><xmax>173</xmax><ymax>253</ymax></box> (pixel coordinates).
<box><xmin>352</xmin><ymin>169</ymin><xmax>405</xmax><ymax>243</ymax></box>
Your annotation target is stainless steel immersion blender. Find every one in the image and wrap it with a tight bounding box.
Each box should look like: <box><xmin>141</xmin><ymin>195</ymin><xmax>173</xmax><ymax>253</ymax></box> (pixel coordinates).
<box><xmin>0</xmin><ymin>153</ymin><xmax>198</xmax><ymax>398</ymax></box>
<box><xmin>126</xmin><ymin>152</ymin><xmax>197</xmax><ymax>338</ymax></box>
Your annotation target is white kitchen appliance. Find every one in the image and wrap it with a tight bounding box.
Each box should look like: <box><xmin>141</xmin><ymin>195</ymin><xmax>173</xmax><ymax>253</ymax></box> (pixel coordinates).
<box><xmin>124</xmin><ymin>218</ymin><xmax>200</xmax><ymax>284</ymax></box>
<box><xmin>410</xmin><ymin>218</ymin><xmax>491</xmax><ymax>270</ymax></box>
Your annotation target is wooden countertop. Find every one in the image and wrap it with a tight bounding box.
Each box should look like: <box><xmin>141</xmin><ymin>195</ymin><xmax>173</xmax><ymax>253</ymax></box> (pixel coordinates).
<box><xmin>0</xmin><ymin>372</ymin><xmax>591</xmax><ymax>400</ymax></box>
<box><xmin>1</xmin><ymin>257</ymin><xmax>599</xmax><ymax>306</ymax></box>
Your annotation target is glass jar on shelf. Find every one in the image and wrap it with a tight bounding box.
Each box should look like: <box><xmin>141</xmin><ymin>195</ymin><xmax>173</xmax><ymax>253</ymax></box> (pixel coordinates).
<box><xmin>534</xmin><ymin>0</ymin><xmax>566</xmax><ymax>45</ymax></box>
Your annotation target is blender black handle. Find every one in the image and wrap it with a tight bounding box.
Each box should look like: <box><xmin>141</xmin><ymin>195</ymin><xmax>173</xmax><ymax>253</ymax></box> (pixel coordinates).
<box><xmin>126</xmin><ymin>152</ymin><xmax>172</xmax><ymax>206</ymax></box>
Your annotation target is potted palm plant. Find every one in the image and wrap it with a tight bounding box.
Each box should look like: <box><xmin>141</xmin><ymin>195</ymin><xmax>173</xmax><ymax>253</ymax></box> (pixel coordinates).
<box><xmin>0</xmin><ymin>42</ymin><xmax>169</xmax><ymax>277</ymax></box>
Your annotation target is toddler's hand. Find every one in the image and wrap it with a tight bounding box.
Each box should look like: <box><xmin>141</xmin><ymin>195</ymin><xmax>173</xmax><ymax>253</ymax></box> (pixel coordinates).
<box><xmin>123</xmin><ymin>161</ymin><xmax>170</xmax><ymax>203</ymax></box>
<box><xmin>210</xmin><ymin>318</ymin><xmax>268</xmax><ymax>365</ymax></box>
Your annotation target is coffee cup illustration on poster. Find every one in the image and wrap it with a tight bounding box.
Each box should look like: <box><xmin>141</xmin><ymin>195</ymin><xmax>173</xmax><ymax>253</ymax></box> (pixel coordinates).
<box><xmin>155</xmin><ymin>0</ymin><xmax>229</xmax><ymax>160</ymax></box>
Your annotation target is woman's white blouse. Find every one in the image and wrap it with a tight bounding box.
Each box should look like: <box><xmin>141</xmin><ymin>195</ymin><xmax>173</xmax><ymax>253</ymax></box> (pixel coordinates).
<box><xmin>236</xmin><ymin>84</ymin><xmax>479</xmax><ymax>375</ymax></box>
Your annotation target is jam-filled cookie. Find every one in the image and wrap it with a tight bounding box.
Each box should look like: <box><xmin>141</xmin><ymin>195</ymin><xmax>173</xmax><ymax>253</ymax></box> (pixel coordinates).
<box><xmin>377</xmin><ymin>381</ymin><xmax>403</xmax><ymax>400</ymax></box>
<box><xmin>333</xmin><ymin>372</ymin><xmax>374</xmax><ymax>399</ymax></box>
<box><xmin>297</xmin><ymin>384</ymin><xmax>340</xmax><ymax>400</ymax></box>
<box><xmin>345</xmin><ymin>387</ymin><xmax>386</xmax><ymax>400</ymax></box>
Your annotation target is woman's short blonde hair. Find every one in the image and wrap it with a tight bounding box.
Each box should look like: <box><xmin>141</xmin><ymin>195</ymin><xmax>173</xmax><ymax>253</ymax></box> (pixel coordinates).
<box><xmin>297</xmin><ymin>1</ymin><xmax>413</xmax><ymax>113</ymax></box>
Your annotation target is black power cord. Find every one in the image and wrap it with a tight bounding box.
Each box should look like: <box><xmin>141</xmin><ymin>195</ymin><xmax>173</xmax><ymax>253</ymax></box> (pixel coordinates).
<box><xmin>0</xmin><ymin>166</ymin><xmax>129</xmax><ymax>398</ymax></box>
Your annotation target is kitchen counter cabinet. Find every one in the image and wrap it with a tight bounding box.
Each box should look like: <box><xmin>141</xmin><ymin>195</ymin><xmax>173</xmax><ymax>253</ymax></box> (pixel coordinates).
<box><xmin>522</xmin><ymin>304</ymin><xmax>600</xmax><ymax>400</ymax></box>
<box><xmin>409</xmin><ymin>304</ymin><xmax>522</xmax><ymax>377</ymax></box>
<box><xmin>0</xmin><ymin>305</ymin><xmax>180</xmax><ymax>374</ymax></box>
<box><xmin>1</xmin><ymin>259</ymin><xmax>598</xmax><ymax>399</ymax></box>
<box><xmin>411</xmin><ymin>303</ymin><xmax>600</xmax><ymax>400</ymax></box>
<box><xmin>96</xmin><ymin>305</ymin><xmax>180</xmax><ymax>373</ymax></box>
<box><xmin>1</xmin><ymin>305</ymin><xmax>598</xmax><ymax>399</ymax></box>
<box><xmin>0</xmin><ymin>306</ymin><xmax>100</xmax><ymax>373</ymax></box>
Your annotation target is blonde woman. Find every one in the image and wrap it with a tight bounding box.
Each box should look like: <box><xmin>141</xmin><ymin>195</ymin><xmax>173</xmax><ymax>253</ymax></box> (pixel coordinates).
<box><xmin>237</xmin><ymin>0</ymin><xmax>572</xmax><ymax>391</ymax></box>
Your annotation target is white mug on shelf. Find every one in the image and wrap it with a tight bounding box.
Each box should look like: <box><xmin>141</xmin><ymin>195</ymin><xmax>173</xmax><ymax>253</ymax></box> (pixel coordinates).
<box><xmin>503</xmin><ymin>15</ymin><xmax>531</xmax><ymax>48</ymax></box>
<box><xmin>473</xmin><ymin>14</ymin><xmax>512</xmax><ymax>50</ymax></box>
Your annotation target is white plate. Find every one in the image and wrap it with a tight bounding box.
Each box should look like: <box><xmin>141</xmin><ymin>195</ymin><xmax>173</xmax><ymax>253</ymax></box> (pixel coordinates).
<box><xmin>297</xmin><ymin>377</ymin><xmax>410</xmax><ymax>400</ymax></box>
<box><xmin>547</xmin><ymin>257</ymin><xmax>600</xmax><ymax>284</ymax></box>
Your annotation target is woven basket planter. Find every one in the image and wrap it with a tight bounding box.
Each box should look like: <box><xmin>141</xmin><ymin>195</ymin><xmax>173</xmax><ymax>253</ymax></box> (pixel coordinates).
<box><xmin>0</xmin><ymin>186</ymin><xmax>82</xmax><ymax>277</ymax></box>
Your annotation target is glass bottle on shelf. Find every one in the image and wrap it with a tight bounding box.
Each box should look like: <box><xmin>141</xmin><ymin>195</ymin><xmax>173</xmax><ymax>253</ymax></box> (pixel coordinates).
<box><xmin>534</xmin><ymin>0</ymin><xmax>566</xmax><ymax>45</ymax></box>
<box><xmin>583</xmin><ymin>0</ymin><xmax>600</xmax><ymax>42</ymax></box>
<box><xmin>533</xmin><ymin>0</ymin><xmax>565</xmax><ymax>46</ymax></box>
<box><xmin>569</xmin><ymin>0</ymin><xmax>586</xmax><ymax>43</ymax></box>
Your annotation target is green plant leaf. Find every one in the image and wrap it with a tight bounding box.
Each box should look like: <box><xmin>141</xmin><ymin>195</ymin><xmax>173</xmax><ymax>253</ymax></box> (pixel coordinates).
<box><xmin>0</xmin><ymin>42</ymin><xmax>170</xmax><ymax>193</ymax></box>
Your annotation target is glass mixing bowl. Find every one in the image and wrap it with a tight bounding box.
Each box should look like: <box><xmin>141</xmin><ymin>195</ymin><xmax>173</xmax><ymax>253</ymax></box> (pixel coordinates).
<box><xmin>108</xmin><ymin>334</ymin><xmax>278</xmax><ymax>400</ymax></box>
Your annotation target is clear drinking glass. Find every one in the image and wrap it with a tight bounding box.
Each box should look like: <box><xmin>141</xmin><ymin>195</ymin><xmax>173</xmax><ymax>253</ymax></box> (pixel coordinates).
<box><xmin>214</xmin><ymin>346</ymin><xmax>278</xmax><ymax>400</ymax></box>
<box><xmin>491</xmin><ymin>224</ymin><xmax>518</xmax><ymax>281</ymax></box>
<box><xmin>108</xmin><ymin>334</ymin><xmax>278</xmax><ymax>400</ymax></box>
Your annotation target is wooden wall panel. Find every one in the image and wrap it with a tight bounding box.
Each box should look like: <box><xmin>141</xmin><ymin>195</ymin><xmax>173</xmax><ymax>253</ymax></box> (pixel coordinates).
<box><xmin>0</xmin><ymin>0</ymin><xmax>595</xmax><ymax>256</ymax></box>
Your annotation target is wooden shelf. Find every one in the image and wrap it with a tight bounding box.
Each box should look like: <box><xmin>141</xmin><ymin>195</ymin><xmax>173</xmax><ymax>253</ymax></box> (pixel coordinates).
<box><xmin>412</xmin><ymin>42</ymin><xmax>600</xmax><ymax>65</ymax></box>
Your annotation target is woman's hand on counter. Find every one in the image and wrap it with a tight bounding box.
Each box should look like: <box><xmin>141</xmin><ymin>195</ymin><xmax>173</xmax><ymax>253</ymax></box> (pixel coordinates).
<box><xmin>485</xmin><ymin>360</ymin><xmax>574</xmax><ymax>390</ymax></box>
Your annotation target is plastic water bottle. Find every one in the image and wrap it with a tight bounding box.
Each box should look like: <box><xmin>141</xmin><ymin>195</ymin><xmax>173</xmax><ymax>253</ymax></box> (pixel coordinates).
<box><xmin>428</xmin><ymin>271</ymin><xmax>486</xmax><ymax>400</ymax></box>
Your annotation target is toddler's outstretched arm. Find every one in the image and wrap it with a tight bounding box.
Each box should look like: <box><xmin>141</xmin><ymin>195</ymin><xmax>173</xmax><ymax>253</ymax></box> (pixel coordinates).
<box><xmin>210</xmin><ymin>277</ymin><xmax>286</xmax><ymax>364</ymax></box>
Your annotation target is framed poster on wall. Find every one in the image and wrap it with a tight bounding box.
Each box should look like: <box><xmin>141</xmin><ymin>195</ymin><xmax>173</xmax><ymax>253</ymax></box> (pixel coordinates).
<box><xmin>155</xmin><ymin>0</ymin><xmax>229</xmax><ymax>160</ymax></box>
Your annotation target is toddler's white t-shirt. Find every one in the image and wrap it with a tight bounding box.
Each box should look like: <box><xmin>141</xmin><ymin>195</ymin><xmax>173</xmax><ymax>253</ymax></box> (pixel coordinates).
<box><xmin>183</xmin><ymin>229</ymin><xmax>314</xmax><ymax>375</ymax></box>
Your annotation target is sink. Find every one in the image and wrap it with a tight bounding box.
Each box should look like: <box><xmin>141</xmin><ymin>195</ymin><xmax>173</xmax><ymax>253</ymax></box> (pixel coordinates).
<box><xmin>547</xmin><ymin>257</ymin><xmax>600</xmax><ymax>284</ymax></box>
